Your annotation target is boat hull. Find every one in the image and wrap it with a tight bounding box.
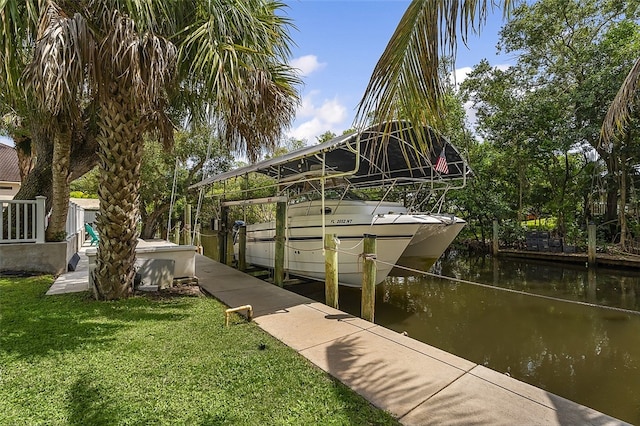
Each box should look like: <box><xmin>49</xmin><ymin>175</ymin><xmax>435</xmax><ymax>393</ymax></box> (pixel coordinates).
<box><xmin>392</xmin><ymin>217</ymin><xmax>466</xmax><ymax>274</ymax></box>
<box><xmin>401</xmin><ymin>215</ymin><xmax>466</xmax><ymax>257</ymax></box>
<box><xmin>238</xmin><ymin>200</ymin><xmax>464</xmax><ymax>287</ymax></box>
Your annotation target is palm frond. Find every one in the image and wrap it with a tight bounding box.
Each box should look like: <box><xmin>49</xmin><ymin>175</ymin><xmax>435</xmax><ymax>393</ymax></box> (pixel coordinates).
<box><xmin>24</xmin><ymin>2</ymin><xmax>93</xmax><ymax>119</ymax></box>
<box><xmin>176</xmin><ymin>0</ymin><xmax>300</xmax><ymax>159</ymax></box>
<box><xmin>96</xmin><ymin>10</ymin><xmax>177</xmax><ymax>123</ymax></box>
<box><xmin>221</xmin><ymin>64</ymin><xmax>299</xmax><ymax>162</ymax></box>
<box><xmin>600</xmin><ymin>57</ymin><xmax>640</xmax><ymax>146</ymax></box>
<box><xmin>356</xmin><ymin>0</ymin><xmax>511</xmax><ymax>149</ymax></box>
<box><xmin>0</xmin><ymin>0</ymin><xmax>40</xmax><ymax>103</ymax></box>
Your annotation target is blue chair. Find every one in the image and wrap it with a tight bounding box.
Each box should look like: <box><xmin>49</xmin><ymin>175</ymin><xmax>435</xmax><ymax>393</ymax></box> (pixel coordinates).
<box><xmin>85</xmin><ymin>223</ymin><xmax>99</xmax><ymax>246</ymax></box>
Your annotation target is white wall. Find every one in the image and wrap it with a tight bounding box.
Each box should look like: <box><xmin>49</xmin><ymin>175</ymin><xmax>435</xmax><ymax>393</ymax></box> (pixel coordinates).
<box><xmin>0</xmin><ymin>181</ymin><xmax>20</xmax><ymax>200</ymax></box>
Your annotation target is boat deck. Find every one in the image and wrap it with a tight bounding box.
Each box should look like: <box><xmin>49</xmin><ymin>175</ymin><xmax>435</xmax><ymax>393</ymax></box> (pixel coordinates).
<box><xmin>195</xmin><ymin>254</ymin><xmax>625</xmax><ymax>425</ymax></box>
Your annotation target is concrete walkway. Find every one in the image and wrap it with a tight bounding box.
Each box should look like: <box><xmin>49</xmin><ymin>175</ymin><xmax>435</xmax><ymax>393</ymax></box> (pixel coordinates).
<box><xmin>46</xmin><ymin>244</ymin><xmax>91</xmax><ymax>295</ymax></box>
<box><xmin>47</xmin><ymin>250</ymin><xmax>626</xmax><ymax>424</ymax></box>
<box><xmin>195</xmin><ymin>255</ymin><xmax>626</xmax><ymax>425</ymax></box>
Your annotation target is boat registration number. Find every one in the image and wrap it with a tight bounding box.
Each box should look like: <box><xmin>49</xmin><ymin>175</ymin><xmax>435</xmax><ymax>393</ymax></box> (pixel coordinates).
<box><xmin>330</xmin><ymin>219</ymin><xmax>353</xmax><ymax>224</ymax></box>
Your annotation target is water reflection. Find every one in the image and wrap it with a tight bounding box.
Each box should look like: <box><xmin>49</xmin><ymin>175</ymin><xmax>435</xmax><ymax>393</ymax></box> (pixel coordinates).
<box><xmin>288</xmin><ymin>253</ymin><xmax>640</xmax><ymax>424</ymax></box>
<box><xmin>425</xmin><ymin>253</ymin><xmax>640</xmax><ymax>311</ymax></box>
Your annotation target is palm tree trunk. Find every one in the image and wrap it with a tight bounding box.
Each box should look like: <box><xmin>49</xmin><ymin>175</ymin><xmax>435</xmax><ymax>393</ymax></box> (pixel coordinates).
<box><xmin>45</xmin><ymin>121</ymin><xmax>72</xmax><ymax>241</ymax></box>
<box><xmin>93</xmin><ymin>84</ymin><xmax>143</xmax><ymax>300</ymax></box>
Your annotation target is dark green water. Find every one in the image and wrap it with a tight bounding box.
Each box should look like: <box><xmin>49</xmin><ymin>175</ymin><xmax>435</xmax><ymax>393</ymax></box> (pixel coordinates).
<box><xmin>287</xmin><ymin>253</ymin><xmax>640</xmax><ymax>424</ymax></box>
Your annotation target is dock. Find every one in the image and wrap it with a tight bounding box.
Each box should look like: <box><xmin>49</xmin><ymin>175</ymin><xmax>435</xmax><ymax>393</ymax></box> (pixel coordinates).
<box><xmin>195</xmin><ymin>254</ymin><xmax>626</xmax><ymax>425</ymax></box>
<box><xmin>499</xmin><ymin>249</ymin><xmax>640</xmax><ymax>270</ymax></box>
<box><xmin>47</xmin><ymin>247</ymin><xmax>627</xmax><ymax>425</ymax></box>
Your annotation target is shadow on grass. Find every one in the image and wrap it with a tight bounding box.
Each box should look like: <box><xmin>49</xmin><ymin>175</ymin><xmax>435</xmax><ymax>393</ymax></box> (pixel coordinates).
<box><xmin>0</xmin><ymin>276</ymin><xmax>191</xmax><ymax>360</ymax></box>
<box><xmin>198</xmin><ymin>413</ymin><xmax>241</xmax><ymax>426</ymax></box>
<box><xmin>68</xmin><ymin>372</ymin><xmax>117</xmax><ymax>426</ymax></box>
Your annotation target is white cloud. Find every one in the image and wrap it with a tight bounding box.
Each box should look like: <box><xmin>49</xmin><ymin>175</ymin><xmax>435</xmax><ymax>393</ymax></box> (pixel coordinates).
<box><xmin>451</xmin><ymin>63</ymin><xmax>512</xmax><ymax>131</ymax></box>
<box><xmin>450</xmin><ymin>66</ymin><xmax>473</xmax><ymax>86</ymax></box>
<box><xmin>463</xmin><ymin>100</ymin><xmax>477</xmax><ymax>128</ymax></box>
<box><xmin>290</xmin><ymin>55</ymin><xmax>326</xmax><ymax>77</ymax></box>
<box><xmin>449</xmin><ymin>63</ymin><xmax>511</xmax><ymax>87</ymax></box>
<box><xmin>288</xmin><ymin>92</ymin><xmax>348</xmax><ymax>143</ymax></box>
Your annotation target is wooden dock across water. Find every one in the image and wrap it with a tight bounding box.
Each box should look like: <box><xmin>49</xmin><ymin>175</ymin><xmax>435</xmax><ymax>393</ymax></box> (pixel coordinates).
<box><xmin>195</xmin><ymin>254</ymin><xmax>626</xmax><ymax>425</ymax></box>
<box><xmin>499</xmin><ymin>249</ymin><xmax>640</xmax><ymax>269</ymax></box>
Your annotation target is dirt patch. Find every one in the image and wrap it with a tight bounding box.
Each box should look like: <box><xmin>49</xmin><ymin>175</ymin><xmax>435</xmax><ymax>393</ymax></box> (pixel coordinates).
<box><xmin>135</xmin><ymin>283</ymin><xmax>205</xmax><ymax>300</ymax></box>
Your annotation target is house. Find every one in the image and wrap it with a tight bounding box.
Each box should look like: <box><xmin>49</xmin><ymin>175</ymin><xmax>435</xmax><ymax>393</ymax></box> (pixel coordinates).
<box><xmin>0</xmin><ymin>142</ymin><xmax>21</xmax><ymax>200</ymax></box>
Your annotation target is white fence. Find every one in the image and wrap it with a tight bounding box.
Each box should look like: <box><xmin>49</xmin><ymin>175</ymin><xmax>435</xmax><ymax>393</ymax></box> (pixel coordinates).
<box><xmin>0</xmin><ymin>196</ymin><xmax>46</xmax><ymax>243</ymax></box>
<box><xmin>65</xmin><ymin>200</ymin><xmax>84</xmax><ymax>241</ymax></box>
<box><xmin>0</xmin><ymin>197</ymin><xmax>84</xmax><ymax>244</ymax></box>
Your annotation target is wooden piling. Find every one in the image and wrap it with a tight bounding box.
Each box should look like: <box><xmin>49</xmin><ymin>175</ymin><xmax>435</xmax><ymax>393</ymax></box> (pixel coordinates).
<box><xmin>588</xmin><ymin>223</ymin><xmax>597</xmax><ymax>265</ymax></box>
<box><xmin>173</xmin><ymin>221</ymin><xmax>181</xmax><ymax>245</ymax></box>
<box><xmin>185</xmin><ymin>203</ymin><xmax>192</xmax><ymax>246</ymax></box>
<box><xmin>361</xmin><ymin>234</ymin><xmax>376</xmax><ymax>322</ymax></box>
<box><xmin>325</xmin><ymin>233</ymin><xmax>339</xmax><ymax>309</ymax></box>
<box><xmin>219</xmin><ymin>207</ymin><xmax>228</xmax><ymax>263</ymax></box>
<box><xmin>226</xmin><ymin>228</ymin><xmax>234</xmax><ymax>266</ymax></box>
<box><xmin>492</xmin><ymin>219</ymin><xmax>499</xmax><ymax>255</ymax></box>
<box><xmin>274</xmin><ymin>201</ymin><xmax>286</xmax><ymax>287</ymax></box>
<box><xmin>238</xmin><ymin>225</ymin><xmax>247</xmax><ymax>272</ymax></box>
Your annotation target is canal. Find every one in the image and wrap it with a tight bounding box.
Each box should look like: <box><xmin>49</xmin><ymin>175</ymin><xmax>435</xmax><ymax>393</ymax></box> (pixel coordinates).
<box><xmin>286</xmin><ymin>252</ymin><xmax>640</xmax><ymax>424</ymax></box>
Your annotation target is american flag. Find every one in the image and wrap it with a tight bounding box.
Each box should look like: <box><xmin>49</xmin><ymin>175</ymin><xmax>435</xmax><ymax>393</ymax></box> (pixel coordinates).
<box><xmin>435</xmin><ymin>147</ymin><xmax>449</xmax><ymax>174</ymax></box>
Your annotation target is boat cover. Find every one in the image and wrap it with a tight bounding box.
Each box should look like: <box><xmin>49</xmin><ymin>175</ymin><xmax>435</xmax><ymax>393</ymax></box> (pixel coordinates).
<box><xmin>191</xmin><ymin>121</ymin><xmax>470</xmax><ymax>190</ymax></box>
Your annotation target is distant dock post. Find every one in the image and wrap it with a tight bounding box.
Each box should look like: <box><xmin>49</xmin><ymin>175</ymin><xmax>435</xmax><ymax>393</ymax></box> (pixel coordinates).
<box><xmin>361</xmin><ymin>234</ymin><xmax>377</xmax><ymax>322</ymax></box>
<box><xmin>219</xmin><ymin>206</ymin><xmax>228</xmax><ymax>263</ymax></box>
<box><xmin>588</xmin><ymin>222</ymin><xmax>597</xmax><ymax>265</ymax></box>
<box><xmin>274</xmin><ymin>201</ymin><xmax>286</xmax><ymax>287</ymax></box>
<box><xmin>226</xmin><ymin>227</ymin><xmax>234</xmax><ymax>265</ymax></box>
<box><xmin>325</xmin><ymin>233</ymin><xmax>339</xmax><ymax>309</ymax></box>
<box><xmin>173</xmin><ymin>221</ymin><xmax>181</xmax><ymax>245</ymax></box>
<box><xmin>185</xmin><ymin>203</ymin><xmax>192</xmax><ymax>246</ymax></box>
<box><xmin>238</xmin><ymin>225</ymin><xmax>247</xmax><ymax>271</ymax></box>
<box><xmin>492</xmin><ymin>219</ymin><xmax>499</xmax><ymax>255</ymax></box>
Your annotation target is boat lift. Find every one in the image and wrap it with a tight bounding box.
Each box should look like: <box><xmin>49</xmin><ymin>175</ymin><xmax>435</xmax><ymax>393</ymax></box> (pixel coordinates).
<box><xmin>190</xmin><ymin>121</ymin><xmax>472</xmax><ymax>287</ymax></box>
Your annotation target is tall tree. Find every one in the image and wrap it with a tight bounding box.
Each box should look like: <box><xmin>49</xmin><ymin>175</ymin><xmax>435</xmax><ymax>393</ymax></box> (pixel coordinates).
<box><xmin>25</xmin><ymin>2</ymin><xmax>93</xmax><ymax>241</ymax></box>
<box><xmin>461</xmin><ymin>0</ymin><xmax>640</xmax><ymax>243</ymax></box>
<box><xmin>139</xmin><ymin>128</ymin><xmax>233</xmax><ymax>240</ymax></box>
<box><xmin>499</xmin><ymin>0</ymin><xmax>640</xmax><ymax>230</ymax></box>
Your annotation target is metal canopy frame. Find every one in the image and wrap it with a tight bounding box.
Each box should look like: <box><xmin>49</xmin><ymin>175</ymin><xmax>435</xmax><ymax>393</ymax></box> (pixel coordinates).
<box><xmin>190</xmin><ymin>121</ymin><xmax>471</xmax><ymax>196</ymax></box>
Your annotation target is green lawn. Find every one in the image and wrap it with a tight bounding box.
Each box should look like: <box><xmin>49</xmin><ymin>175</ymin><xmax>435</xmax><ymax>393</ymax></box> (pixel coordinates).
<box><xmin>0</xmin><ymin>276</ymin><xmax>398</xmax><ymax>425</ymax></box>
<box><xmin>522</xmin><ymin>217</ymin><xmax>557</xmax><ymax>230</ymax></box>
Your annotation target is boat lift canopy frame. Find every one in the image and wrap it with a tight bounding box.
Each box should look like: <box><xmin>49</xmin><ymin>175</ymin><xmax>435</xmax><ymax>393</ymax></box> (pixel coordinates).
<box><xmin>192</xmin><ymin>121</ymin><xmax>473</xmax><ymax>263</ymax></box>
<box><xmin>190</xmin><ymin>121</ymin><xmax>472</xmax><ymax>200</ymax></box>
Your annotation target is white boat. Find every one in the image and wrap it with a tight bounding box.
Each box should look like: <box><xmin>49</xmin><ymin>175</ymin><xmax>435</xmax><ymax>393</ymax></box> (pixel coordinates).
<box><xmin>192</xmin><ymin>121</ymin><xmax>471</xmax><ymax>286</ymax></box>
<box><xmin>239</xmin><ymin>199</ymin><xmax>465</xmax><ymax>286</ymax></box>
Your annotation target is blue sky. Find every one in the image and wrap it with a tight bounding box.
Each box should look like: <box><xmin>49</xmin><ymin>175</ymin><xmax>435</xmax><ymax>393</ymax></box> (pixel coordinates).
<box><xmin>284</xmin><ymin>0</ymin><xmax>515</xmax><ymax>143</ymax></box>
<box><xmin>0</xmin><ymin>1</ymin><xmax>514</xmax><ymax>148</ymax></box>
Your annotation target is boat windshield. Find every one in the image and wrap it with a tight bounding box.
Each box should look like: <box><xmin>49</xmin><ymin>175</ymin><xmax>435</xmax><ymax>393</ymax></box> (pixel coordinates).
<box><xmin>289</xmin><ymin>189</ymin><xmax>368</xmax><ymax>204</ymax></box>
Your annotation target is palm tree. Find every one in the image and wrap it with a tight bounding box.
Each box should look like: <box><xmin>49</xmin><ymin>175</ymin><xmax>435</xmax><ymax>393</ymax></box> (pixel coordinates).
<box><xmin>2</xmin><ymin>0</ymin><xmax>516</xmax><ymax>297</ymax></box>
<box><xmin>2</xmin><ymin>0</ymin><xmax>300</xmax><ymax>299</ymax></box>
